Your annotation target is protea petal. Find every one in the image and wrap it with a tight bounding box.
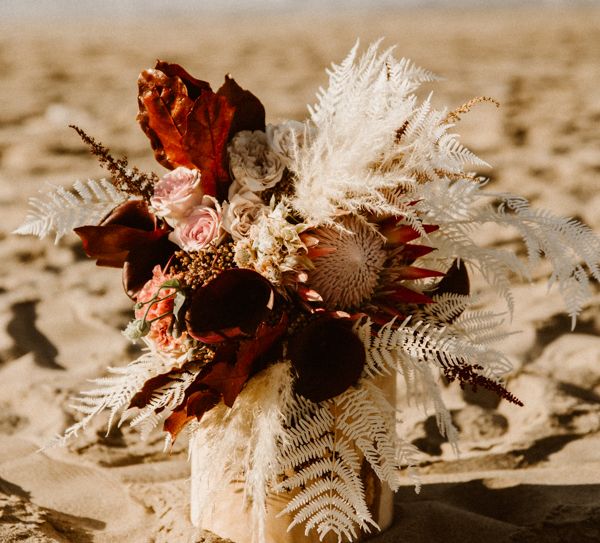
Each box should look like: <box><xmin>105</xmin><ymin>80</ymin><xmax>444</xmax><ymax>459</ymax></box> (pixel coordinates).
<box><xmin>400</xmin><ymin>244</ymin><xmax>436</xmax><ymax>263</ymax></box>
<box><xmin>391</xmin><ymin>266</ymin><xmax>445</xmax><ymax>281</ymax></box>
<box><xmin>384</xmin><ymin>285</ymin><xmax>434</xmax><ymax>304</ymax></box>
<box><xmin>381</xmin><ymin>222</ymin><xmax>439</xmax><ymax>246</ymax></box>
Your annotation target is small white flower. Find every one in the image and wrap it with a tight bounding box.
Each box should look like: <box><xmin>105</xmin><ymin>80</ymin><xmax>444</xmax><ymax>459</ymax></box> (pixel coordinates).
<box><xmin>228</xmin><ymin>130</ymin><xmax>285</xmax><ymax>192</ymax></box>
<box><xmin>233</xmin><ymin>202</ymin><xmax>308</xmax><ymax>284</ymax></box>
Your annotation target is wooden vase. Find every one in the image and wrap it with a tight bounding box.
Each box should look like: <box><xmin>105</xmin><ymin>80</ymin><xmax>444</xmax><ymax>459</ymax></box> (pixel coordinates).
<box><xmin>193</xmin><ymin>466</ymin><xmax>394</xmax><ymax>543</ymax></box>
<box><xmin>190</xmin><ymin>377</ymin><xmax>396</xmax><ymax>543</ymax></box>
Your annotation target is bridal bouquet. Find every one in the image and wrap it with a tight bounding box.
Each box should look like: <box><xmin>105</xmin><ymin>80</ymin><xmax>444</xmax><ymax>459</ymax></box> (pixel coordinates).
<box><xmin>16</xmin><ymin>42</ymin><xmax>600</xmax><ymax>543</ymax></box>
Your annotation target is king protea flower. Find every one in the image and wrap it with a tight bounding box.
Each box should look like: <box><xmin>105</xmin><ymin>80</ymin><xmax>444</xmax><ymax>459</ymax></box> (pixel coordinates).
<box><xmin>302</xmin><ymin>215</ymin><xmax>447</xmax><ymax>322</ymax></box>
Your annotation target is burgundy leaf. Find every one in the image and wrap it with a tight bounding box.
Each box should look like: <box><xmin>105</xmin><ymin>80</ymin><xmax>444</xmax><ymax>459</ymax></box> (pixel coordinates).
<box><xmin>123</xmin><ymin>235</ymin><xmax>178</xmax><ymax>298</ymax></box>
<box><xmin>182</xmin><ymin>90</ymin><xmax>235</xmax><ymax>197</ymax></box>
<box><xmin>431</xmin><ymin>259</ymin><xmax>470</xmax><ymax>297</ymax></box>
<box><xmin>289</xmin><ymin>316</ymin><xmax>366</xmax><ymax>403</ymax></box>
<box><xmin>201</xmin><ymin>316</ymin><xmax>287</xmax><ymax>407</ymax></box>
<box><xmin>75</xmin><ymin>200</ymin><xmax>176</xmax><ymax>298</ymax></box>
<box><xmin>74</xmin><ymin>200</ymin><xmax>165</xmax><ymax>268</ymax></box>
<box><xmin>217</xmin><ymin>75</ymin><xmax>266</xmax><ymax>139</ymax></box>
<box><xmin>427</xmin><ymin>259</ymin><xmax>471</xmax><ymax>323</ymax></box>
<box><xmin>186</xmin><ymin>269</ymin><xmax>275</xmax><ymax>343</ymax></box>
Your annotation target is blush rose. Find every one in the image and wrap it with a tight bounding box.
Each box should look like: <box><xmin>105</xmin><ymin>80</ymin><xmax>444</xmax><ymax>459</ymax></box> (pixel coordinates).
<box><xmin>150</xmin><ymin>167</ymin><xmax>204</xmax><ymax>225</ymax></box>
<box><xmin>169</xmin><ymin>196</ymin><xmax>223</xmax><ymax>252</ymax></box>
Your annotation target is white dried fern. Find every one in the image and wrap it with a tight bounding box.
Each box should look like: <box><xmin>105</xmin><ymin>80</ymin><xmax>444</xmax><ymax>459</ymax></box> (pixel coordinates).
<box><xmin>415</xmin><ymin>177</ymin><xmax>600</xmax><ymax>322</ymax></box>
<box><xmin>289</xmin><ymin>42</ymin><xmax>448</xmax><ymax>225</ymax></box>
<box><xmin>355</xmin><ymin>315</ymin><xmax>518</xmax><ymax>453</ymax></box>
<box><xmin>46</xmin><ymin>343</ymin><xmax>175</xmax><ymax>448</ymax></box>
<box><xmin>275</xmin><ymin>321</ymin><xmax>427</xmax><ymax>542</ymax></box>
<box><xmin>276</xmin><ymin>394</ymin><xmax>377</xmax><ymax>543</ymax></box>
<box><xmin>14</xmin><ymin>178</ymin><xmax>126</xmax><ymax>242</ymax></box>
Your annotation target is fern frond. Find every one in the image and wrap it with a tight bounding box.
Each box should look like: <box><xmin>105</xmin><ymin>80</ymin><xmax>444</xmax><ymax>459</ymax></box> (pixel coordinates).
<box><xmin>14</xmin><ymin>178</ymin><xmax>126</xmax><ymax>242</ymax></box>
<box><xmin>46</xmin><ymin>346</ymin><xmax>173</xmax><ymax>448</ymax></box>
<box><xmin>128</xmin><ymin>363</ymin><xmax>202</xmax><ymax>429</ymax></box>
<box><xmin>290</xmin><ymin>43</ymin><xmax>481</xmax><ymax>226</ymax></box>
<box><xmin>276</xmin><ymin>395</ymin><xmax>377</xmax><ymax>542</ymax></box>
<box><xmin>309</xmin><ymin>40</ymin><xmax>361</xmax><ymax>125</ymax></box>
<box><xmin>491</xmin><ymin>195</ymin><xmax>600</xmax><ymax>325</ymax></box>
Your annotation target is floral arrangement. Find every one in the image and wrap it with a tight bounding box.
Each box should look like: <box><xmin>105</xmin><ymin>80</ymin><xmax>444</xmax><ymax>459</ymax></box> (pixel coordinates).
<box><xmin>16</xmin><ymin>42</ymin><xmax>600</xmax><ymax>543</ymax></box>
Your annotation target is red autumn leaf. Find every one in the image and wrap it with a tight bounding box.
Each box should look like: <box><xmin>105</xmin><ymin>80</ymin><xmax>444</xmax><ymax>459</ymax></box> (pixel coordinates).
<box><xmin>163</xmin><ymin>387</ymin><xmax>220</xmax><ymax>441</ymax></box>
<box><xmin>289</xmin><ymin>316</ymin><xmax>366</xmax><ymax>403</ymax></box>
<box><xmin>137</xmin><ymin>67</ymin><xmax>197</xmax><ymax>170</ymax></box>
<box><xmin>163</xmin><ymin>409</ymin><xmax>193</xmax><ymax>440</ymax></box>
<box><xmin>182</xmin><ymin>91</ymin><xmax>235</xmax><ymax>198</ymax></box>
<box><xmin>186</xmin><ymin>388</ymin><xmax>222</xmax><ymax>418</ymax></box>
<box><xmin>201</xmin><ymin>315</ymin><xmax>287</xmax><ymax>407</ymax></box>
<box><xmin>155</xmin><ymin>61</ymin><xmax>211</xmax><ymax>99</ymax></box>
<box><xmin>137</xmin><ymin>62</ymin><xmax>265</xmax><ymax>200</ymax></box>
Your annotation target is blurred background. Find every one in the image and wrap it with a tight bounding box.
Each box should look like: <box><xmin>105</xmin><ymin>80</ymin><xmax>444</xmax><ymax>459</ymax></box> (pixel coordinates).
<box><xmin>0</xmin><ymin>1</ymin><xmax>599</xmax><ymax>542</ymax></box>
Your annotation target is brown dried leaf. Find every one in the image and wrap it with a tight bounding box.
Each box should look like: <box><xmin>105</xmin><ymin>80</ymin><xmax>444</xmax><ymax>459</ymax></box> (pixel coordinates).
<box><xmin>137</xmin><ymin>68</ymin><xmax>196</xmax><ymax>169</ymax></box>
<box><xmin>182</xmin><ymin>91</ymin><xmax>235</xmax><ymax>197</ymax></box>
<box><xmin>217</xmin><ymin>75</ymin><xmax>266</xmax><ymax>138</ymax></box>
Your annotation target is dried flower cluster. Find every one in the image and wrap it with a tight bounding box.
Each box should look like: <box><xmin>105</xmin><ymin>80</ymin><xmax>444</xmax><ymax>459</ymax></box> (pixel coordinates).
<box><xmin>16</xmin><ymin>42</ymin><xmax>600</xmax><ymax>543</ymax></box>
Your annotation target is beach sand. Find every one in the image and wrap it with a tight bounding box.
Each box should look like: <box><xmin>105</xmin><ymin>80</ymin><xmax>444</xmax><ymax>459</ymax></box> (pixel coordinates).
<box><xmin>1</xmin><ymin>6</ymin><xmax>599</xmax><ymax>542</ymax></box>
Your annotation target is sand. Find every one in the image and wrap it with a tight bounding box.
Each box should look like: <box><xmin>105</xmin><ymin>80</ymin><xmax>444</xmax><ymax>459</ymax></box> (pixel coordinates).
<box><xmin>1</xmin><ymin>6</ymin><xmax>599</xmax><ymax>543</ymax></box>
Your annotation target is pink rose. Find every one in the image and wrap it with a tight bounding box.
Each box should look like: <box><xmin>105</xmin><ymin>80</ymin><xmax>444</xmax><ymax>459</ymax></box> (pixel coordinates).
<box><xmin>150</xmin><ymin>167</ymin><xmax>204</xmax><ymax>224</ymax></box>
<box><xmin>135</xmin><ymin>265</ymin><xmax>187</xmax><ymax>351</ymax></box>
<box><xmin>169</xmin><ymin>196</ymin><xmax>222</xmax><ymax>251</ymax></box>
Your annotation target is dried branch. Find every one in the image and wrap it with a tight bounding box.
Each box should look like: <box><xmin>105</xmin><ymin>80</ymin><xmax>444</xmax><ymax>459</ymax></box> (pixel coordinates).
<box><xmin>444</xmin><ymin>362</ymin><xmax>523</xmax><ymax>406</ymax></box>
<box><xmin>444</xmin><ymin>96</ymin><xmax>500</xmax><ymax>124</ymax></box>
<box><xmin>70</xmin><ymin>125</ymin><xmax>158</xmax><ymax>199</ymax></box>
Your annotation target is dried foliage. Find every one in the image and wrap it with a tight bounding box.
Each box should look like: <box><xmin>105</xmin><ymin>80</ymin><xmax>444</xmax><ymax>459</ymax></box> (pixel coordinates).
<box><xmin>13</xmin><ymin>178</ymin><xmax>125</xmax><ymax>242</ymax></box>
<box><xmin>137</xmin><ymin>62</ymin><xmax>265</xmax><ymax>199</ymax></box>
<box><xmin>17</xmin><ymin>40</ymin><xmax>600</xmax><ymax>543</ymax></box>
<box><xmin>70</xmin><ymin>125</ymin><xmax>157</xmax><ymax>199</ymax></box>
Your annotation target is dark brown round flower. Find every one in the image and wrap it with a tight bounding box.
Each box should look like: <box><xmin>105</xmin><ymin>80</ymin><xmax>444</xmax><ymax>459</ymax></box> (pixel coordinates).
<box><xmin>288</xmin><ymin>316</ymin><xmax>365</xmax><ymax>403</ymax></box>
